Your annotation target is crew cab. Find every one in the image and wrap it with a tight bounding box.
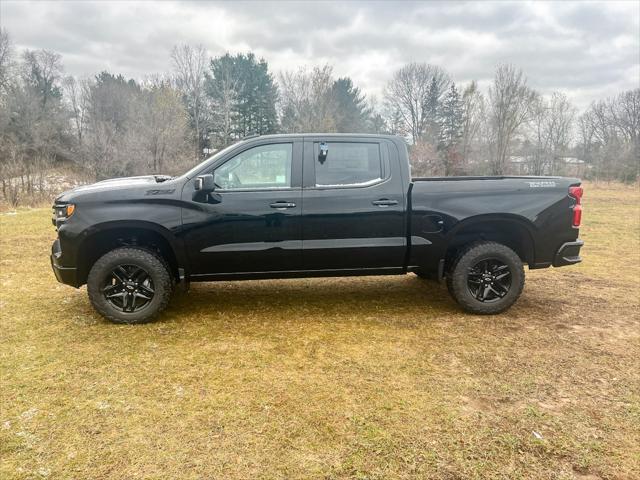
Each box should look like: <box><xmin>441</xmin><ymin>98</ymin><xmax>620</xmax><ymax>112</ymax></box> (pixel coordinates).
<box><xmin>51</xmin><ymin>134</ymin><xmax>584</xmax><ymax>323</ymax></box>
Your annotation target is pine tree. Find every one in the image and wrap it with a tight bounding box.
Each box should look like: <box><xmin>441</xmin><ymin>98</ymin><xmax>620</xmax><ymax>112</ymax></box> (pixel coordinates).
<box><xmin>369</xmin><ymin>112</ymin><xmax>388</xmax><ymax>134</ymax></box>
<box><xmin>387</xmin><ymin>107</ymin><xmax>405</xmax><ymax>137</ymax></box>
<box><xmin>423</xmin><ymin>77</ymin><xmax>441</xmax><ymax>144</ymax></box>
<box><xmin>331</xmin><ymin>77</ymin><xmax>371</xmax><ymax>133</ymax></box>
<box><xmin>206</xmin><ymin>53</ymin><xmax>278</xmax><ymax>148</ymax></box>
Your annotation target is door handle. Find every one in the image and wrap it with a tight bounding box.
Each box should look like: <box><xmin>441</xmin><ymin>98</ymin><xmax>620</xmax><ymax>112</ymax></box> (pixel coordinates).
<box><xmin>269</xmin><ymin>201</ymin><xmax>296</xmax><ymax>209</ymax></box>
<box><xmin>372</xmin><ymin>199</ymin><xmax>398</xmax><ymax>207</ymax></box>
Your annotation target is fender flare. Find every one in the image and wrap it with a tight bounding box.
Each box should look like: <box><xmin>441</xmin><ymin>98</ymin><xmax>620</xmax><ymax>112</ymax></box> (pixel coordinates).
<box><xmin>77</xmin><ymin>220</ymin><xmax>189</xmax><ymax>278</ymax></box>
<box><xmin>445</xmin><ymin>213</ymin><xmax>538</xmax><ymax>263</ymax></box>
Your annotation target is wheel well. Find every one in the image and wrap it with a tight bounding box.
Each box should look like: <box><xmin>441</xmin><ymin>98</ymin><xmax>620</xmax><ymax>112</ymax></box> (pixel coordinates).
<box><xmin>77</xmin><ymin>227</ymin><xmax>179</xmax><ymax>285</ymax></box>
<box><xmin>445</xmin><ymin>219</ymin><xmax>534</xmax><ymax>272</ymax></box>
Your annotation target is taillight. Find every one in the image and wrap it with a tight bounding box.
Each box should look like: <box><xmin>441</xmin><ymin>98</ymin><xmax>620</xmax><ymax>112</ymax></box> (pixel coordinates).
<box><xmin>569</xmin><ymin>186</ymin><xmax>583</xmax><ymax>228</ymax></box>
<box><xmin>569</xmin><ymin>186</ymin><xmax>583</xmax><ymax>201</ymax></box>
<box><xmin>572</xmin><ymin>205</ymin><xmax>582</xmax><ymax>227</ymax></box>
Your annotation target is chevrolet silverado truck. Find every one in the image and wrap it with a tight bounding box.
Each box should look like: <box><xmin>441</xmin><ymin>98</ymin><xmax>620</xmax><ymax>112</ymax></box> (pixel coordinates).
<box><xmin>51</xmin><ymin>134</ymin><xmax>584</xmax><ymax>324</ymax></box>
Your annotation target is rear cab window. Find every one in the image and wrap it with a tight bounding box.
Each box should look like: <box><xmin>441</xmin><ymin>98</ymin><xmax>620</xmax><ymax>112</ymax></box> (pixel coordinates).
<box><xmin>313</xmin><ymin>142</ymin><xmax>384</xmax><ymax>187</ymax></box>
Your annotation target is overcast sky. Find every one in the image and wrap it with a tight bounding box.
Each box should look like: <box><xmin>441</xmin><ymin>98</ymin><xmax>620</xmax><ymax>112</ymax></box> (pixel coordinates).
<box><xmin>1</xmin><ymin>0</ymin><xmax>638</xmax><ymax>110</ymax></box>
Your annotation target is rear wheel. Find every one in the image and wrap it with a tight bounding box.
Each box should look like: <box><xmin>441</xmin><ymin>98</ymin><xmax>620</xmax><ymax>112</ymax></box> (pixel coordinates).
<box><xmin>87</xmin><ymin>247</ymin><xmax>173</xmax><ymax>324</ymax></box>
<box><xmin>446</xmin><ymin>241</ymin><xmax>524</xmax><ymax>314</ymax></box>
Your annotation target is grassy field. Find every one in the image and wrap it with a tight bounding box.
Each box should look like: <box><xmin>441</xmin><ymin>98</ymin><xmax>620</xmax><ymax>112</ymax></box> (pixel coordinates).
<box><xmin>0</xmin><ymin>182</ymin><xmax>638</xmax><ymax>480</ymax></box>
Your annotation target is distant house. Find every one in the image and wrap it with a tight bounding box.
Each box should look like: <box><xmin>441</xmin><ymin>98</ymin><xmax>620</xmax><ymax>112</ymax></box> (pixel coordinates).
<box><xmin>560</xmin><ymin>157</ymin><xmax>587</xmax><ymax>177</ymax></box>
<box><xmin>509</xmin><ymin>156</ymin><xmax>529</xmax><ymax>175</ymax></box>
<box><xmin>508</xmin><ymin>156</ymin><xmax>586</xmax><ymax>177</ymax></box>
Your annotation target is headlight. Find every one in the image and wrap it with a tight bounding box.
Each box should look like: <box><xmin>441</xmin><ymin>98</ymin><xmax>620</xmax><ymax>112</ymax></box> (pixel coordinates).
<box><xmin>54</xmin><ymin>204</ymin><xmax>76</xmax><ymax>220</ymax></box>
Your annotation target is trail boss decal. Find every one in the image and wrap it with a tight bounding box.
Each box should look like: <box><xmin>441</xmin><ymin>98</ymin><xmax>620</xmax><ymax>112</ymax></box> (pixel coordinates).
<box><xmin>527</xmin><ymin>181</ymin><xmax>557</xmax><ymax>188</ymax></box>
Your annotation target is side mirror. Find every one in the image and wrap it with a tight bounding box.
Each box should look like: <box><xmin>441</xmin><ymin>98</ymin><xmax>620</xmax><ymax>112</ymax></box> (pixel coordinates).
<box><xmin>318</xmin><ymin>142</ymin><xmax>328</xmax><ymax>163</ymax></box>
<box><xmin>195</xmin><ymin>174</ymin><xmax>215</xmax><ymax>193</ymax></box>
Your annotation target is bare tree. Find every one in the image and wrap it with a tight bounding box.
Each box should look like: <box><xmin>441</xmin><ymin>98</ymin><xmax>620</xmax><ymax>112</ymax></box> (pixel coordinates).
<box><xmin>580</xmin><ymin>88</ymin><xmax>640</xmax><ymax>182</ymax></box>
<box><xmin>613</xmin><ymin>89</ymin><xmax>640</xmax><ymax>150</ymax></box>
<box><xmin>1</xmin><ymin>48</ymin><xmax>69</xmax><ymax>198</ymax></box>
<box><xmin>83</xmin><ymin>72</ymin><xmax>139</xmax><ymax>178</ymax></box>
<box><xmin>545</xmin><ymin>92</ymin><xmax>576</xmax><ymax>173</ymax></box>
<box><xmin>0</xmin><ymin>29</ymin><xmax>15</xmax><ymax>199</ymax></box>
<box><xmin>171</xmin><ymin>44</ymin><xmax>208</xmax><ymax>160</ymax></box>
<box><xmin>207</xmin><ymin>56</ymin><xmax>239</xmax><ymax>147</ymax></box>
<box><xmin>383</xmin><ymin>63</ymin><xmax>450</xmax><ymax>145</ymax></box>
<box><xmin>527</xmin><ymin>92</ymin><xmax>549</xmax><ymax>175</ymax></box>
<box><xmin>524</xmin><ymin>92</ymin><xmax>574</xmax><ymax>176</ymax></box>
<box><xmin>488</xmin><ymin>64</ymin><xmax>536</xmax><ymax>174</ymax></box>
<box><xmin>140</xmin><ymin>81</ymin><xmax>189</xmax><ymax>173</ymax></box>
<box><xmin>20</xmin><ymin>49</ymin><xmax>64</xmax><ymax>109</ymax></box>
<box><xmin>384</xmin><ymin>106</ymin><xmax>406</xmax><ymax>137</ymax></box>
<box><xmin>310</xmin><ymin>65</ymin><xmax>337</xmax><ymax>131</ymax></box>
<box><xmin>0</xmin><ymin>28</ymin><xmax>14</xmax><ymax>94</ymax></box>
<box><xmin>460</xmin><ymin>80</ymin><xmax>486</xmax><ymax>166</ymax></box>
<box><xmin>409</xmin><ymin>141</ymin><xmax>440</xmax><ymax>176</ymax></box>
<box><xmin>577</xmin><ymin>110</ymin><xmax>594</xmax><ymax>158</ymax></box>
<box><xmin>63</xmin><ymin>76</ymin><xmax>91</xmax><ymax>145</ymax></box>
<box><xmin>279</xmin><ymin>65</ymin><xmax>337</xmax><ymax>132</ymax></box>
<box><xmin>279</xmin><ymin>68</ymin><xmax>311</xmax><ymax>132</ymax></box>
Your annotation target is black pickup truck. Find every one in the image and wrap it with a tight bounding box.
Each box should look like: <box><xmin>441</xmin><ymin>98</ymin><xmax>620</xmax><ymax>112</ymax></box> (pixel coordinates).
<box><xmin>51</xmin><ymin>134</ymin><xmax>584</xmax><ymax>323</ymax></box>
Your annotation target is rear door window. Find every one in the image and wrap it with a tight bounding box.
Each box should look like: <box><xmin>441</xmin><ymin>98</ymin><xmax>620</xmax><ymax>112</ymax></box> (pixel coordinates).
<box><xmin>313</xmin><ymin>142</ymin><xmax>383</xmax><ymax>187</ymax></box>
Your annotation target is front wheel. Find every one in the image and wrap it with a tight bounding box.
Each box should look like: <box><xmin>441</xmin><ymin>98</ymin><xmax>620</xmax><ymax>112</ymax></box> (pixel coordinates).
<box><xmin>87</xmin><ymin>247</ymin><xmax>173</xmax><ymax>324</ymax></box>
<box><xmin>446</xmin><ymin>242</ymin><xmax>525</xmax><ymax>314</ymax></box>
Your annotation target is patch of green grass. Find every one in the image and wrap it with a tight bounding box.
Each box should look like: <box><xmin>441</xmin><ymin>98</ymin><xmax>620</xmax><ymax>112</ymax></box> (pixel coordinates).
<box><xmin>0</xmin><ymin>182</ymin><xmax>638</xmax><ymax>479</ymax></box>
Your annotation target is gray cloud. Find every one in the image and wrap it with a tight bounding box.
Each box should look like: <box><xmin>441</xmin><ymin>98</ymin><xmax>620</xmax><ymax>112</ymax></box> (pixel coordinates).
<box><xmin>1</xmin><ymin>0</ymin><xmax>638</xmax><ymax>110</ymax></box>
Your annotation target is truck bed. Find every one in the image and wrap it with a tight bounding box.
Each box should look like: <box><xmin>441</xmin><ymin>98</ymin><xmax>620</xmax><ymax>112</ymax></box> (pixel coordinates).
<box><xmin>407</xmin><ymin>175</ymin><xmax>582</xmax><ymax>274</ymax></box>
<box><xmin>412</xmin><ymin>175</ymin><xmax>563</xmax><ymax>182</ymax></box>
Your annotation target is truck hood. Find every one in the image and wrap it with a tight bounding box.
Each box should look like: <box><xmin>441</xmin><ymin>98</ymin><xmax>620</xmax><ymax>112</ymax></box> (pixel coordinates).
<box><xmin>55</xmin><ymin>175</ymin><xmax>174</xmax><ymax>202</ymax></box>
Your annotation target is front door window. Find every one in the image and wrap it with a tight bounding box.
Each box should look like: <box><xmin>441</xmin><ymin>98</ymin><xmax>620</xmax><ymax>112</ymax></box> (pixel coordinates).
<box><xmin>214</xmin><ymin>143</ymin><xmax>292</xmax><ymax>190</ymax></box>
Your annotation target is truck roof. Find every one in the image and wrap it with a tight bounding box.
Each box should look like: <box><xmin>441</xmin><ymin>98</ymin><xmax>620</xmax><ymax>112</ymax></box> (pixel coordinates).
<box><xmin>244</xmin><ymin>133</ymin><xmax>404</xmax><ymax>141</ymax></box>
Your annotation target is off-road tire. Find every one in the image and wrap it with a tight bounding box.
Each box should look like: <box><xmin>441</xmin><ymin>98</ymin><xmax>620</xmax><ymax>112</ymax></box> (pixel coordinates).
<box><xmin>87</xmin><ymin>247</ymin><xmax>173</xmax><ymax>324</ymax></box>
<box><xmin>446</xmin><ymin>241</ymin><xmax>524</xmax><ymax>314</ymax></box>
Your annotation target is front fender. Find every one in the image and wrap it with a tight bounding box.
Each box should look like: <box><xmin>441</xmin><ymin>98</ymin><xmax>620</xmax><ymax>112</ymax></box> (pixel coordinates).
<box><xmin>69</xmin><ymin>219</ymin><xmax>188</xmax><ymax>286</ymax></box>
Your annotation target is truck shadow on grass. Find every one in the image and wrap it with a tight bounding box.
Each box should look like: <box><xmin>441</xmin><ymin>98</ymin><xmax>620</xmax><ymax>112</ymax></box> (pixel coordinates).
<box><xmin>66</xmin><ymin>274</ymin><xmax>576</xmax><ymax>327</ymax></box>
<box><xmin>163</xmin><ymin>275</ymin><xmax>459</xmax><ymax>323</ymax></box>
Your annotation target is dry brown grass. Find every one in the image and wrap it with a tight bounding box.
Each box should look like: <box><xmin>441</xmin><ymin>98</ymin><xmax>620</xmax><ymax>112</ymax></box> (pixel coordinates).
<box><xmin>0</xmin><ymin>182</ymin><xmax>638</xmax><ymax>480</ymax></box>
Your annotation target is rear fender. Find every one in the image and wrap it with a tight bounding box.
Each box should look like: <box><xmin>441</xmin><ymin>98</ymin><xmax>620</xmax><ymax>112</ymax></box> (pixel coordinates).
<box><xmin>445</xmin><ymin>214</ymin><xmax>537</xmax><ymax>265</ymax></box>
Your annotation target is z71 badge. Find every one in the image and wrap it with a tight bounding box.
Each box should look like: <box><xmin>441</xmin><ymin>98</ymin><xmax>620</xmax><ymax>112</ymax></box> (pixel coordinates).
<box><xmin>145</xmin><ymin>188</ymin><xmax>176</xmax><ymax>195</ymax></box>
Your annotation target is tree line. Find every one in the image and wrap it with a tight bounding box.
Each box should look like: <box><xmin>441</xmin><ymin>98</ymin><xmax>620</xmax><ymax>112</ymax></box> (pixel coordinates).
<box><xmin>0</xmin><ymin>28</ymin><xmax>638</xmax><ymax>206</ymax></box>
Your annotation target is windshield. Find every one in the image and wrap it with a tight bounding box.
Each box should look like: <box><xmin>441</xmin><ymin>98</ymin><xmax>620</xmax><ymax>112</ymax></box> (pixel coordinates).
<box><xmin>179</xmin><ymin>141</ymin><xmax>243</xmax><ymax>179</ymax></box>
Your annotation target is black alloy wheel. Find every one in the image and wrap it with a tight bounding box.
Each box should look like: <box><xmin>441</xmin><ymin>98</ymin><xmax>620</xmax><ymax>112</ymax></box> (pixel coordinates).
<box><xmin>466</xmin><ymin>258</ymin><xmax>512</xmax><ymax>303</ymax></box>
<box><xmin>102</xmin><ymin>264</ymin><xmax>155</xmax><ymax>313</ymax></box>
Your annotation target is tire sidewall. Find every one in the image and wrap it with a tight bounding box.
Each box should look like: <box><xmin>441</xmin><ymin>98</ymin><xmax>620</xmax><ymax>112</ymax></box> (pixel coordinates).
<box><xmin>87</xmin><ymin>248</ymin><xmax>172</xmax><ymax>324</ymax></box>
<box><xmin>450</xmin><ymin>243</ymin><xmax>524</xmax><ymax>314</ymax></box>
